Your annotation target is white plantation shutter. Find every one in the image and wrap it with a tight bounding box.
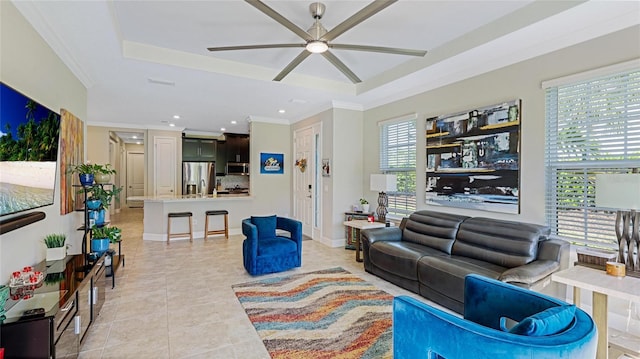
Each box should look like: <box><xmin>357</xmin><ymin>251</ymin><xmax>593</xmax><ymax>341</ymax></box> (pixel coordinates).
<box><xmin>379</xmin><ymin>114</ymin><xmax>417</xmax><ymax>216</ymax></box>
<box><xmin>545</xmin><ymin>67</ymin><xmax>640</xmax><ymax>247</ymax></box>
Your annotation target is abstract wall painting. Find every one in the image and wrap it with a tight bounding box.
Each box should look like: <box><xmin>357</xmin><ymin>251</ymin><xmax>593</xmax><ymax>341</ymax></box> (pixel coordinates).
<box><xmin>425</xmin><ymin>100</ymin><xmax>521</xmax><ymax>214</ymax></box>
<box><xmin>60</xmin><ymin>109</ymin><xmax>83</xmax><ymax>214</ymax></box>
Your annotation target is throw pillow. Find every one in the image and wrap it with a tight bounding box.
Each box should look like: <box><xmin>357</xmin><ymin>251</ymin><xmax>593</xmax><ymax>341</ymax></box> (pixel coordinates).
<box><xmin>251</xmin><ymin>215</ymin><xmax>277</xmax><ymax>240</ymax></box>
<box><xmin>508</xmin><ymin>304</ymin><xmax>576</xmax><ymax>336</ymax></box>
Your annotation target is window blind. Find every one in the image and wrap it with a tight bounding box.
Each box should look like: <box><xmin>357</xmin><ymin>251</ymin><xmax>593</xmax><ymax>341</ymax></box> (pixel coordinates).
<box><xmin>379</xmin><ymin>115</ymin><xmax>417</xmax><ymax>216</ymax></box>
<box><xmin>545</xmin><ymin>68</ymin><xmax>640</xmax><ymax>248</ymax></box>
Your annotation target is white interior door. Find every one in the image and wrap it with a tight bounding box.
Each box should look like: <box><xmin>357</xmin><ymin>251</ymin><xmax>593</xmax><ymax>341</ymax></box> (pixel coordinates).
<box><xmin>294</xmin><ymin>127</ymin><xmax>314</xmax><ymax>237</ymax></box>
<box><xmin>154</xmin><ymin>137</ymin><xmax>176</xmax><ymax>196</ymax></box>
<box><xmin>126</xmin><ymin>151</ymin><xmax>144</xmax><ymax>207</ymax></box>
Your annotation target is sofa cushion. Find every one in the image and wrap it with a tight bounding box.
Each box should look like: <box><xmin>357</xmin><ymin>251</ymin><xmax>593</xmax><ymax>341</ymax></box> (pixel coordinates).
<box><xmin>370</xmin><ymin>241</ymin><xmax>447</xmax><ymax>281</ymax></box>
<box><xmin>251</xmin><ymin>215</ymin><xmax>277</xmax><ymax>240</ymax></box>
<box><xmin>402</xmin><ymin>211</ymin><xmax>469</xmax><ymax>254</ymax></box>
<box><xmin>418</xmin><ymin>255</ymin><xmax>505</xmax><ymax>304</ymax></box>
<box><xmin>508</xmin><ymin>305</ymin><xmax>576</xmax><ymax>336</ymax></box>
<box><xmin>257</xmin><ymin>237</ymin><xmax>297</xmax><ymax>256</ymax></box>
<box><xmin>452</xmin><ymin>217</ymin><xmax>550</xmax><ymax>268</ymax></box>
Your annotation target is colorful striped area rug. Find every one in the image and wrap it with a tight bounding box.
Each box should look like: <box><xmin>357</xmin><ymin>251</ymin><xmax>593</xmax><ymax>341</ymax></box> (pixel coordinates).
<box><xmin>232</xmin><ymin>267</ymin><xmax>393</xmax><ymax>359</ymax></box>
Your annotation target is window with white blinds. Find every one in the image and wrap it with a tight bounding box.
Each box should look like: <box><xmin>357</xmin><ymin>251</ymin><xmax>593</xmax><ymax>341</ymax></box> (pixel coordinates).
<box><xmin>545</xmin><ymin>68</ymin><xmax>640</xmax><ymax>248</ymax></box>
<box><xmin>379</xmin><ymin>115</ymin><xmax>417</xmax><ymax>216</ymax></box>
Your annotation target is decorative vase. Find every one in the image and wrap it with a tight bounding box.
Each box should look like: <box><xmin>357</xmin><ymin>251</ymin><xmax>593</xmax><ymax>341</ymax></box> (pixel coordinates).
<box><xmin>46</xmin><ymin>247</ymin><xmax>66</xmax><ymax>261</ymax></box>
<box><xmin>91</xmin><ymin>238</ymin><xmax>110</xmax><ymax>255</ymax></box>
<box><xmin>94</xmin><ymin>173</ymin><xmax>111</xmax><ymax>184</ymax></box>
<box><xmin>362</xmin><ymin>204</ymin><xmax>370</xmax><ymax>213</ymax></box>
<box><xmin>86</xmin><ymin>199</ymin><xmax>101</xmax><ymax>210</ymax></box>
<box><xmin>79</xmin><ymin>173</ymin><xmax>94</xmax><ymax>186</ymax></box>
<box><xmin>95</xmin><ymin>210</ymin><xmax>106</xmax><ymax>226</ymax></box>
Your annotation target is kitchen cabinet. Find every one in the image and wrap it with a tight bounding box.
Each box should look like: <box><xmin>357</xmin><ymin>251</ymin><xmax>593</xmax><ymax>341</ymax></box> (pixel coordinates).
<box><xmin>216</xmin><ymin>140</ymin><xmax>227</xmax><ymax>176</ymax></box>
<box><xmin>182</xmin><ymin>138</ymin><xmax>216</xmax><ymax>161</ymax></box>
<box><xmin>225</xmin><ymin>134</ymin><xmax>249</xmax><ymax>163</ymax></box>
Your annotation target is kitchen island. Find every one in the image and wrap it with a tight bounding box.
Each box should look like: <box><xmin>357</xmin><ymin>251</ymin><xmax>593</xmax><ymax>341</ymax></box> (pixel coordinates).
<box><xmin>128</xmin><ymin>194</ymin><xmax>253</xmax><ymax>241</ymax></box>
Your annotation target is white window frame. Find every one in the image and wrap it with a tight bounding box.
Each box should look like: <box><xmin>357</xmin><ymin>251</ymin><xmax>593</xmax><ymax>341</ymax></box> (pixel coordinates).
<box><xmin>544</xmin><ymin>61</ymin><xmax>640</xmax><ymax>248</ymax></box>
<box><xmin>379</xmin><ymin>113</ymin><xmax>417</xmax><ymax>217</ymax></box>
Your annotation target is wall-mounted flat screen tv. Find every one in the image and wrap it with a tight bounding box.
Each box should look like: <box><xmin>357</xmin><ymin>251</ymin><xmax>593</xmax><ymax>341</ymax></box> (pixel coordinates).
<box><xmin>0</xmin><ymin>82</ymin><xmax>61</xmax><ymax>217</ymax></box>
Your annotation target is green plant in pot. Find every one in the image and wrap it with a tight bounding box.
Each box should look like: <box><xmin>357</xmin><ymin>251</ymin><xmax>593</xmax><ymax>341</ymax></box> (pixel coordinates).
<box><xmin>44</xmin><ymin>233</ymin><xmax>67</xmax><ymax>261</ymax></box>
<box><xmin>93</xmin><ymin>163</ymin><xmax>117</xmax><ymax>184</ymax></box>
<box><xmin>359</xmin><ymin>198</ymin><xmax>370</xmax><ymax>213</ymax></box>
<box><xmin>87</xmin><ymin>185</ymin><xmax>122</xmax><ymax>225</ymax></box>
<box><xmin>69</xmin><ymin>162</ymin><xmax>117</xmax><ymax>186</ymax></box>
<box><xmin>69</xmin><ymin>162</ymin><xmax>100</xmax><ymax>186</ymax></box>
<box><xmin>91</xmin><ymin>225</ymin><xmax>121</xmax><ymax>256</ymax></box>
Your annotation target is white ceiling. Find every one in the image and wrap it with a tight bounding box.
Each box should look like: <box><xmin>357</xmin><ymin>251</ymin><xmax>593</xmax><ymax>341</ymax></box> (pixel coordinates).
<box><xmin>13</xmin><ymin>1</ymin><xmax>640</xmax><ymax>136</ymax></box>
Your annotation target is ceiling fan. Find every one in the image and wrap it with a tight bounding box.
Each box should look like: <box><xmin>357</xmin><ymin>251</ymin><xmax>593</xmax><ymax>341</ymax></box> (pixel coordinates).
<box><xmin>207</xmin><ymin>0</ymin><xmax>427</xmax><ymax>83</ymax></box>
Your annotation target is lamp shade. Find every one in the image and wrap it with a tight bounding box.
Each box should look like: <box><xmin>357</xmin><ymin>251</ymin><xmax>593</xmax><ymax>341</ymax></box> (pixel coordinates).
<box><xmin>370</xmin><ymin>174</ymin><xmax>397</xmax><ymax>192</ymax></box>
<box><xmin>595</xmin><ymin>174</ymin><xmax>640</xmax><ymax>210</ymax></box>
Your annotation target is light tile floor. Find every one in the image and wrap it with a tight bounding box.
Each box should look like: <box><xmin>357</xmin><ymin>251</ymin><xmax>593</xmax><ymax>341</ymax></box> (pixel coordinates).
<box><xmin>78</xmin><ymin>208</ymin><xmax>419</xmax><ymax>358</ymax></box>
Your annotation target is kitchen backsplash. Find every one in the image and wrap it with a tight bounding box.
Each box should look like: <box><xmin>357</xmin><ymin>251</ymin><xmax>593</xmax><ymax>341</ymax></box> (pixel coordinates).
<box><xmin>219</xmin><ymin>175</ymin><xmax>249</xmax><ymax>190</ymax></box>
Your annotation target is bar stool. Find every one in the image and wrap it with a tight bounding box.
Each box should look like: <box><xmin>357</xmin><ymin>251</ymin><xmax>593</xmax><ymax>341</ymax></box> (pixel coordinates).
<box><xmin>167</xmin><ymin>212</ymin><xmax>193</xmax><ymax>244</ymax></box>
<box><xmin>204</xmin><ymin>210</ymin><xmax>229</xmax><ymax>239</ymax></box>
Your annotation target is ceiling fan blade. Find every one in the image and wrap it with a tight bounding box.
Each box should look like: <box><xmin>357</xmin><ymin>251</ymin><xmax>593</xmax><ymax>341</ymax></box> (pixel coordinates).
<box><xmin>323</xmin><ymin>0</ymin><xmax>397</xmax><ymax>42</ymax></box>
<box><xmin>274</xmin><ymin>50</ymin><xmax>312</xmax><ymax>81</ymax></box>
<box><xmin>322</xmin><ymin>51</ymin><xmax>361</xmax><ymax>84</ymax></box>
<box><xmin>208</xmin><ymin>43</ymin><xmax>304</xmax><ymax>52</ymax></box>
<box><xmin>330</xmin><ymin>44</ymin><xmax>426</xmax><ymax>57</ymax></box>
<box><xmin>245</xmin><ymin>0</ymin><xmax>313</xmax><ymax>41</ymax></box>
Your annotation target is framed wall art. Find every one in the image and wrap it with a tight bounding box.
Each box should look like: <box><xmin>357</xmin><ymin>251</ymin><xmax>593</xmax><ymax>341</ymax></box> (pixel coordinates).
<box><xmin>322</xmin><ymin>159</ymin><xmax>330</xmax><ymax>177</ymax></box>
<box><xmin>260</xmin><ymin>152</ymin><xmax>284</xmax><ymax>174</ymax></box>
<box><xmin>425</xmin><ymin>99</ymin><xmax>521</xmax><ymax>214</ymax></box>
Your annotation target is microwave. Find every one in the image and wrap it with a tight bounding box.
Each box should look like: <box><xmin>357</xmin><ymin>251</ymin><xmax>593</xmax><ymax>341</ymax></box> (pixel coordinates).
<box><xmin>226</xmin><ymin>162</ymin><xmax>250</xmax><ymax>175</ymax></box>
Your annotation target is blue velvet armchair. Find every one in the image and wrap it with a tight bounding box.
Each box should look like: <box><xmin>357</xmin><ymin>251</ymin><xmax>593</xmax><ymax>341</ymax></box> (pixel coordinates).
<box><xmin>242</xmin><ymin>215</ymin><xmax>302</xmax><ymax>275</ymax></box>
<box><xmin>394</xmin><ymin>274</ymin><xmax>597</xmax><ymax>359</ymax></box>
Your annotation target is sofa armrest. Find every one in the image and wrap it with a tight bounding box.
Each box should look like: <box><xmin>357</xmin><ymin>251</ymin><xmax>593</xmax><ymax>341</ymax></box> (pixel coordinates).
<box><xmin>537</xmin><ymin>237</ymin><xmax>570</xmax><ymax>263</ymax></box>
<box><xmin>242</xmin><ymin>219</ymin><xmax>258</xmax><ymax>256</ymax></box>
<box><xmin>498</xmin><ymin>260</ymin><xmax>560</xmax><ymax>285</ymax></box>
<box><xmin>277</xmin><ymin>217</ymin><xmax>302</xmax><ymax>245</ymax></box>
<box><xmin>361</xmin><ymin>227</ymin><xmax>402</xmax><ymax>245</ymax></box>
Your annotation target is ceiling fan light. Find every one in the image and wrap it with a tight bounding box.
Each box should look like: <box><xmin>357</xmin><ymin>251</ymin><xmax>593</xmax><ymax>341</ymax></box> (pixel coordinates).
<box><xmin>306</xmin><ymin>41</ymin><xmax>328</xmax><ymax>54</ymax></box>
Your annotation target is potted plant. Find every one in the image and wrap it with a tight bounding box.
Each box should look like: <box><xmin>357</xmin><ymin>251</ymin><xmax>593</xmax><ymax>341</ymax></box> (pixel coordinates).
<box><xmin>43</xmin><ymin>233</ymin><xmax>67</xmax><ymax>261</ymax></box>
<box><xmin>87</xmin><ymin>185</ymin><xmax>122</xmax><ymax>225</ymax></box>
<box><xmin>91</xmin><ymin>225</ymin><xmax>121</xmax><ymax>256</ymax></box>
<box><xmin>94</xmin><ymin>163</ymin><xmax>117</xmax><ymax>184</ymax></box>
<box><xmin>69</xmin><ymin>162</ymin><xmax>99</xmax><ymax>186</ymax></box>
<box><xmin>359</xmin><ymin>198</ymin><xmax>370</xmax><ymax>213</ymax></box>
<box><xmin>69</xmin><ymin>162</ymin><xmax>117</xmax><ymax>186</ymax></box>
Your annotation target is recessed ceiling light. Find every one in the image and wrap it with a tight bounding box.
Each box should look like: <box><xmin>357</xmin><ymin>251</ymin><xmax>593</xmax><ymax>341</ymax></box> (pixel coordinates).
<box><xmin>169</xmin><ymin>123</ymin><xmax>175</xmax><ymax>127</ymax></box>
<box><xmin>136</xmin><ymin>141</ymin><xmax>141</xmax><ymax>145</ymax></box>
<box><xmin>173</xmin><ymin>115</ymin><xmax>180</xmax><ymax>119</ymax></box>
<box><xmin>231</xmin><ymin>120</ymin><xmax>237</xmax><ymax>125</ymax></box>
<box><xmin>221</xmin><ymin>127</ymin><xmax>226</xmax><ymax>131</ymax></box>
<box><xmin>132</xmin><ymin>135</ymin><xmax>137</xmax><ymax>139</ymax></box>
<box><xmin>278</xmin><ymin>109</ymin><xmax>286</xmax><ymax>114</ymax></box>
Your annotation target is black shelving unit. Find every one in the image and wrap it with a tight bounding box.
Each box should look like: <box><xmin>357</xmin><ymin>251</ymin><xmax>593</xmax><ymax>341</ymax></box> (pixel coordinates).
<box><xmin>75</xmin><ymin>184</ymin><xmax>124</xmax><ymax>287</ymax></box>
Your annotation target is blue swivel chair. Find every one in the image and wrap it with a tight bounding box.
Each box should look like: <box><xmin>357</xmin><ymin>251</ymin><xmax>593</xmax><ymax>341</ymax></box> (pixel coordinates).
<box><xmin>394</xmin><ymin>274</ymin><xmax>597</xmax><ymax>359</ymax></box>
<box><xmin>242</xmin><ymin>215</ymin><xmax>302</xmax><ymax>275</ymax></box>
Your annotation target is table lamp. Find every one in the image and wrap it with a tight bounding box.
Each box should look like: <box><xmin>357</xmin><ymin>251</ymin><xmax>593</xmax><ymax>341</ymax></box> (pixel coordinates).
<box><xmin>595</xmin><ymin>173</ymin><xmax>640</xmax><ymax>273</ymax></box>
<box><xmin>370</xmin><ymin>174</ymin><xmax>397</xmax><ymax>223</ymax></box>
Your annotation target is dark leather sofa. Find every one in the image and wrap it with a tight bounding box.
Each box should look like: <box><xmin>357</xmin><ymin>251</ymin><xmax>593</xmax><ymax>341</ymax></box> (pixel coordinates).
<box><xmin>361</xmin><ymin>210</ymin><xmax>568</xmax><ymax>314</ymax></box>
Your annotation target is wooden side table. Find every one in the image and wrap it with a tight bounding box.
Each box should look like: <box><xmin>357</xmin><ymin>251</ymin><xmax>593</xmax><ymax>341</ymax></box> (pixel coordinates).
<box><xmin>552</xmin><ymin>265</ymin><xmax>640</xmax><ymax>359</ymax></box>
<box><xmin>344</xmin><ymin>212</ymin><xmax>374</xmax><ymax>249</ymax></box>
<box><xmin>343</xmin><ymin>220</ymin><xmax>385</xmax><ymax>262</ymax></box>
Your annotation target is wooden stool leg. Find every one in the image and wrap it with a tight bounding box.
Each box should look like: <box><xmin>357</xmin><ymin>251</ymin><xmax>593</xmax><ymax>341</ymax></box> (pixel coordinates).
<box><xmin>167</xmin><ymin>217</ymin><xmax>171</xmax><ymax>244</ymax></box>
<box><xmin>189</xmin><ymin>216</ymin><xmax>193</xmax><ymax>242</ymax></box>
<box><xmin>204</xmin><ymin>215</ymin><xmax>210</xmax><ymax>240</ymax></box>
<box><xmin>224</xmin><ymin>214</ymin><xmax>229</xmax><ymax>239</ymax></box>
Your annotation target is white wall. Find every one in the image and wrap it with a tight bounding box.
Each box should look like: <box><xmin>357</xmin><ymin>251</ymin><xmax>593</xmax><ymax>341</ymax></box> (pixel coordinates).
<box><xmin>0</xmin><ymin>1</ymin><xmax>87</xmax><ymax>280</ymax></box>
<box><xmin>249</xmin><ymin>121</ymin><xmax>292</xmax><ymax>217</ymax></box>
<box><xmin>363</xmin><ymin>25</ymin><xmax>640</xmax><ymax>225</ymax></box>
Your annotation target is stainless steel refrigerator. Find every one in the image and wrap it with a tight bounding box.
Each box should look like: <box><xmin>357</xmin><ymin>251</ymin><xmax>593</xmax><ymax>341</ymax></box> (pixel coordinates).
<box><xmin>182</xmin><ymin>162</ymin><xmax>215</xmax><ymax>196</ymax></box>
